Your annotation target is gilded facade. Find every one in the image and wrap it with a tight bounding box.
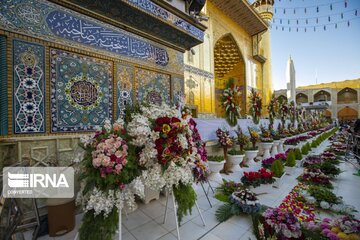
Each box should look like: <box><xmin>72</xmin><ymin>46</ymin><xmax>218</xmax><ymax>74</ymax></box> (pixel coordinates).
<box><xmin>274</xmin><ymin>79</ymin><xmax>360</xmax><ymax>120</ymax></box>
<box><xmin>184</xmin><ymin>0</ymin><xmax>273</xmax><ymax>118</ymax></box>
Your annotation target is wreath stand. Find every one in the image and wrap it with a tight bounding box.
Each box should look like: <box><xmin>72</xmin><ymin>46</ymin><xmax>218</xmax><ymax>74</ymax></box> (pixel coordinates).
<box><xmin>200</xmin><ymin>180</ymin><xmax>215</xmax><ymax>207</ymax></box>
<box><xmin>162</xmin><ymin>191</ymin><xmax>206</xmax><ymax>240</ymax></box>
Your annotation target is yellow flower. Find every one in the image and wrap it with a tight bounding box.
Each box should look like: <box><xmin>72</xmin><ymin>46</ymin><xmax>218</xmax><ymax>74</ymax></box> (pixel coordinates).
<box><xmin>162</xmin><ymin>124</ymin><xmax>171</xmax><ymax>133</ymax></box>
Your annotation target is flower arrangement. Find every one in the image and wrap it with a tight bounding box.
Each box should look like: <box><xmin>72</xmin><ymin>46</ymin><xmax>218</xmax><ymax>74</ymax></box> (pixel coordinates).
<box><xmin>260</xmin><ymin>124</ymin><xmax>273</xmax><ymax>142</ymax></box>
<box><xmin>248</xmin><ymin>88</ymin><xmax>262</xmax><ymax>124</ymax></box>
<box><xmin>284</xmin><ymin>136</ymin><xmax>301</xmax><ymax>145</ymax></box>
<box><xmin>126</xmin><ymin>104</ymin><xmax>198</xmax><ymax>222</ymax></box>
<box><xmin>184</xmin><ymin>117</ymin><xmax>209</xmax><ymax>183</ymax></box>
<box><xmin>247</xmin><ymin>127</ymin><xmax>259</xmax><ymax>149</ymax></box>
<box><xmin>307</xmin><ymin>216</ymin><xmax>360</xmax><ymax>240</ymax></box>
<box><xmin>262</xmin><ymin>157</ymin><xmax>276</xmax><ymax>169</ymax></box>
<box><xmin>234</xmin><ymin>126</ymin><xmax>249</xmax><ymax>152</ymax></box>
<box><xmin>278</xmin><ymin>99</ymin><xmax>289</xmax><ymax>125</ymax></box>
<box><xmin>304</xmin><ymin>185</ymin><xmax>341</xmax><ymax>205</ymax></box>
<box><xmin>269</xmin><ymin>124</ymin><xmax>280</xmax><ymax>140</ymax></box>
<box><xmin>216</xmin><ymin>127</ymin><xmax>233</xmax><ymax>147</ymax></box>
<box><xmin>229</xmin><ymin>189</ymin><xmax>261</xmax><ymax>212</ymax></box>
<box><xmin>241</xmin><ymin>168</ymin><xmax>275</xmax><ymax>188</ymax></box>
<box><xmin>300</xmin><ymin>168</ymin><xmax>332</xmax><ymax>188</ymax></box>
<box><xmin>215</xmin><ymin>187</ymin><xmax>261</xmax><ymax>222</ymax></box>
<box><xmin>263</xmin><ymin>207</ymin><xmax>302</xmax><ymax>239</ymax></box>
<box><xmin>221</xmin><ymin>78</ymin><xmax>241</xmax><ymax>126</ymax></box>
<box><xmin>278</xmin><ymin>183</ymin><xmax>316</xmax><ymax>223</ymax></box>
<box><xmin>267</xmin><ymin>94</ymin><xmax>278</xmax><ymax>125</ymax></box>
<box><xmin>289</xmin><ymin>101</ymin><xmax>296</xmax><ymax>124</ymax></box>
<box><xmin>215</xmin><ymin>179</ymin><xmax>243</xmax><ymax>201</ymax></box>
<box><xmin>78</xmin><ymin>119</ymin><xmax>144</xmax><ymax>240</ymax></box>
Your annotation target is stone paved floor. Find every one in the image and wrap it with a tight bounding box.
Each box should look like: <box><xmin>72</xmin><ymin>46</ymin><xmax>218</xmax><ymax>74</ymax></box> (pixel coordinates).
<box><xmin>24</xmin><ymin>139</ymin><xmax>360</xmax><ymax>240</ymax></box>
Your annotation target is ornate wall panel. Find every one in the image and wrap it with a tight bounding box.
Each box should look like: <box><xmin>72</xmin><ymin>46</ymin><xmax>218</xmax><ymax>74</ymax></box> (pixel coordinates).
<box><xmin>116</xmin><ymin>63</ymin><xmax>134</xmax><ymax>119</ymax></box>
<box><xmin>135</xmin><ymin>68</ymin><xmax>171</xmax><ymax>105</ymax></box>
<box><xmin>13</xmin><ymin>40</ymin><xmax>45</xmax><ymax>134</ymax></box>
<box><xmin>0</xmin><ymin>0</ymin><xmax>181</xmax><ymax>70</ymax></box>
<box><xmin>50</xmin><ymin>48</ymin><xmax>113</xmax><ymax>132</ymax></box>
<box><xmin>0</xmin><ymin>36</ymin><xmax>7</xmax><ymax>136</ymax></box>
<box><xmin>172</xmin><ymin>75</ymin><xmax>184</xmax><ymax>105</ymax></box>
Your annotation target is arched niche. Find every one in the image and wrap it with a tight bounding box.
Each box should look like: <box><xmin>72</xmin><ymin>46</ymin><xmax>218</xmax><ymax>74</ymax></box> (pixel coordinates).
<box><xmin>296</xmin><ymin>93</ymin><xmax>308</xmax><ymax>104</ymax></box>
<box><xmin>314</xmin><ymin>90</ymin><xmax>331</xmax><ymax>102</ymax></box>
<box><xmin>337</xmin><ymin>107</ymin><xmax>358</xmax><ymax>120</ymax></box>
<box><xmin>214</xmin><ymin>34</ymin><xmax>246</xmax><ymax>117</ymax></box>
<box><xmin>337</xmin><ymin>87</ymin><xmax>358</xmax><ymax>104</ymax></box>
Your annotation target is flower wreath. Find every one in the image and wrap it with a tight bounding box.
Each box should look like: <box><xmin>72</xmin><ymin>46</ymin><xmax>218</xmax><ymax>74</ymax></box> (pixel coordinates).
<box><xmin>221</xmin><ymin>78</ymin><xmax>241</xmax><ymax>126</ymax></box>
<box><xmin>248</xmin><ymin>88</ymin><xmax>262</xmax><ymax>125</ymax></box>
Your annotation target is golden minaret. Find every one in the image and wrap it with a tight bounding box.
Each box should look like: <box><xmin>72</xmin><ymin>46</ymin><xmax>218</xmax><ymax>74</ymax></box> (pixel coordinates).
<box><xmin>253</xmin><ymin>0</ymin><xmax>274</xmax><ymax>111</ymax></box>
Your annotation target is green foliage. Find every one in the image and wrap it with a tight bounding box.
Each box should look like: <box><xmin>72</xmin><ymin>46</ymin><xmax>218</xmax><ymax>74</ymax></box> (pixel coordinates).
<box><xmin>311</xmin><ymin>141</ymin><xmax>317</xmax><ymax>148</ymax></box>
<box><xmin>307</xmin><ymin>185</ymin><xmax>341</xmax><ymax>204</ymax></box>
<box><xmin>215</xmin><ymin>203</ymin><xmax>234</xmax><ymax>222</ymax></box>
<box><xmin>271</xmin><ymin>160</ymin><xmax>284</xmax><ymax>178</ymax></box>
<box><xmin>294</xmin><ymin>148</ymin><xmax>302</xmax><ymax>160</ymax></box>
<box><xmin>301</xmin><ymin>227</ymin><xmax>329</xmax><ymax>240</ymax></box>
<box><xmin>173</xmin><ymin>183</ymin><xmax>197</xmax><ymax>223</ymax></box>
<box><xmin>286</xmin><ymin>150</ymin><xmax>296</xmax><ymax>167</ymax></box>
<box><xmin>319</xmin><ymin>161</ymin><xmax>341</xmax><ymax>177</ymax></box>
<box><xmin>228</xmin><ymin>149</ymin><xmax>245</xmax><ymax>155</ymax></box>
<box><xmin>80</xmin><ymin>209</ymin><xmax>118</xmax><ymax>240</ymax></box>
<box><xmin>215</xmin><ymin>179</ymin><xmax>243</xmax><ymax>202</ymax></box>
<box><xmin>207</xmin><ymin>155</ymin><xmax>225</xmax><ymax>162</ymax></box>
<box><xmin>301</xmin><ymin>144</ymin><xmax>309</xmax><ymax>155</ymax></box>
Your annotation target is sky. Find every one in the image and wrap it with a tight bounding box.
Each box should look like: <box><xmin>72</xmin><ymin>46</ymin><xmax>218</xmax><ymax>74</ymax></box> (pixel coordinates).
<box><xmin>270</xmin><ymin>0</ymin><xmax>360</xmax><ymax>90</ymax></box>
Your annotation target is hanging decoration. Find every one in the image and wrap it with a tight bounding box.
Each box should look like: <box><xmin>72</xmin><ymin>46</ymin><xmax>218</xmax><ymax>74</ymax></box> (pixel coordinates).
<box><xmin>221</xmin><ymin>78</ymin><xmax>241</xmax><ymax>127</ymax></box>
<box><xmin>271</xmin><ymin>0</ymin><xmax>359</xmax><ymax>33</ymax></box>
<box><xmin>248</xmin><ymin>88</ymin><xmax>262</xmax><ymax>125</ymax></box>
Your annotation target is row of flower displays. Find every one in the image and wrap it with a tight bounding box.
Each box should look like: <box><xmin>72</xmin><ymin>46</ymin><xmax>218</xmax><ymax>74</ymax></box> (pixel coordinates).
<box><xmin>206</xmin><ymin>112</ymin><xmax>332</xmax><ymax>181</ymax></box>
<box><xmin>251</xmin><ymin>129</ymin><xmax>360</xmax><ymax>240</ymax></box>
<box><xmin>76</xmin><ymin>103</ymin><xmax>209</xmax><ymax>240</ymax></box>
<box><xmin>211</xmin><ymin>125</ymin><xmax>359</xmax><ymax>240</ymax></box>
<box><xmin>221</xmin><ymin>78</ymin><xmax>319</xmax><ymax>128</ymax></box>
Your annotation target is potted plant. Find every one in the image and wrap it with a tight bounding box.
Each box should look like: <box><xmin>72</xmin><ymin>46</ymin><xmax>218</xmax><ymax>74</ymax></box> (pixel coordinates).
<box><xmin>227</xmin><ymin>149</ymin><xmax>244</xmax><ymax>172</ymax></box>
<box><xmin>260</xmin><ymin>125</ymin><xmax>273</xmax><ymax>160</ymax></box>
<box><xmin>207</xmin><ymin>155</ymin><xmax>225</xmax><ymax>182</ymax></box>
<box><xmin>216</xmin><ymin>127</ymin><xmax>233</xmax><ymax>174</ymax></box>
<box><xmin>285</xmin><ymin>150</ymin><xmax>296</xmax><ymax>175</ymax></box>
<box><xmin>271</xmin><ymin>160</ymin><xmax>285</xmax><ymax>188</ymax></box>
<box><xmin>244</xmin><ymin>127</ymin><xmax>259</xmax><ymax>167</ymax></box>
<box><xmin>283</xmin><ymin>137</ymin><xmax>299</xmax><ymax>151</ymax></box>
<box><xmin>241</xmin><ymin>168</ymin><xmax>275</xmax><ymax>194</ymax></box>
<box><xmin>294</xmin><ymin>148</ymin><xmax>302</xmax><ymax>160</ymax></box>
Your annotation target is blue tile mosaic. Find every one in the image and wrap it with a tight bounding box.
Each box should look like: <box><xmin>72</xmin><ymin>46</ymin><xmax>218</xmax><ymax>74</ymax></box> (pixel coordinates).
<box><xmin>13</xmin><ymin>39</ymin><xmax>45</xmax><ymax>134</ymax></box>
<box><xmin>50</xmin><ymin>48</ymin><xmax>113</xmax><ymax>132</ymax></box>
<box><xmin>0</xmin><ymin>0</ymin><xmax>169</xmax><ymax>66</ymax></box>
<box><xmin>136</xmin><ymin>68</ymin><xmax>171</xmax><ymax>105</ymax></box>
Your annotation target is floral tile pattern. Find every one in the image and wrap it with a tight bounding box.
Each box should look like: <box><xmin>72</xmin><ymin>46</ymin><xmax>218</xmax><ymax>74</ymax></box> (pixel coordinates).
<box><xmin>13</xmin><ymin>39</ymin><xmax>45</xmax><ymax>134</ymax></box>
<box><xmin>50</xmin><ymin>48</ymin><xmax>113</xmax><ymax>132</ymax></box>
<box><xmin>136</xmin><ymin>68</ymin><xmax>171</xmax><ymax>105</ymax></box>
